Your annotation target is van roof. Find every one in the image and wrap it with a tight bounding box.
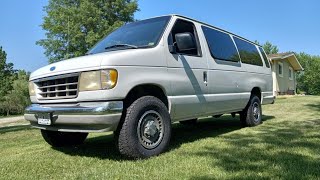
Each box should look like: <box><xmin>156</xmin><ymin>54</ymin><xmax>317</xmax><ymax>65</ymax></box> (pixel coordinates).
<box><xmin>168</xmin><ymin>14</ymin><xmax>262</xmax><ymax>47</ymax></box>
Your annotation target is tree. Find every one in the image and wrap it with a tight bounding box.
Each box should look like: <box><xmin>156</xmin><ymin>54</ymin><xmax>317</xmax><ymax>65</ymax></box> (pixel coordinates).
<box><xmin>0</xmin><ymin>47</ymin><xmax>30</xmax><ymax>116</ymax></box>
<box><xmin>262</xmin><ymin>41</ymin><xmax>279</xmax><ymax>55</ymax></box>
<box><xmin>0</xmin><ymin>70</ymin><xmax>30</xmax><ymax>115</ymax></box>
<box><xmin>0</xmin><ymin>46</ymin><xmax>14</xmax><ymax>99</ymax></box>
<box><xmin>295</xmin><ymin>52</ymin><xmax>320</xmax><ymax>95</ymax></box>
<box><xmin>37</xmin><ymin>0</ymin><xmax>139</xmax><ymax>63</ymax></box>
<box><xmin>255</xmin><ymin>41</ymin><xmax>279</xmax><ymax>55</ymax></box>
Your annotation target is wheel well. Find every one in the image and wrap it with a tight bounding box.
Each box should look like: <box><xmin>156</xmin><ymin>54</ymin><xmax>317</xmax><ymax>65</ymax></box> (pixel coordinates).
<box><xmin>251</xmin><ymin>87</ymin><xmax>261</xmax><ymax>100</ymax></box>
<box><xmin>124</xmin><ymin>84</ymin><xmax>169</xmax><ymax>110</ymax></box>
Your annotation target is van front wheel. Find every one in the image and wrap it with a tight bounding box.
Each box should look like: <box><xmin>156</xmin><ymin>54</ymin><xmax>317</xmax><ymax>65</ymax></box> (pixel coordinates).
<box><xmin>240</xmin><ymin>96</ymin><xmax>262</xmax><ymax>127</ymax></box>
<box><xmin>116</xmin><ymin>96</ymin><xmax>171</xmax><ymax>159</ymax></box>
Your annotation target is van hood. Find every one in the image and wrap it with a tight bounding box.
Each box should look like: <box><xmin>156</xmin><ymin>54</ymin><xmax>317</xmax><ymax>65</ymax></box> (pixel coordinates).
<box><xmin>30</xmin><ymin>47</ymin><xmax>164</xmax><ymax>81</ymax></box>
<box><xmin>30</xmin><ymin>53</ymin><xmax>104</xmax><ymax>81</ymax></box>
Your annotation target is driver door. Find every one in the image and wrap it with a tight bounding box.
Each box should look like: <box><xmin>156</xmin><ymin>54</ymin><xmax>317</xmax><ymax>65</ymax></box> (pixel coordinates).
<box><xmin>165</xmin><ymin>18</ymin><xmax>209</xmax><ymax>120</ymax></box>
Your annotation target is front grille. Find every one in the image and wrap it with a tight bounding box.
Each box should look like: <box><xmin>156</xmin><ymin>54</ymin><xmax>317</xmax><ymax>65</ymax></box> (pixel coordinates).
<box><xmin>34</xmin><ymin>73</ymin><xmax>79</xmax><ymax>100</ymax></box>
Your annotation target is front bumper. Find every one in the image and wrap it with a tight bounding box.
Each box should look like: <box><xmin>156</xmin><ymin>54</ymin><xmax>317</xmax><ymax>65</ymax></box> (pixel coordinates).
<box><xmin>24</xmin><ymin>101</ymin><xmax>123</xmax><ymax>133</ymax></box>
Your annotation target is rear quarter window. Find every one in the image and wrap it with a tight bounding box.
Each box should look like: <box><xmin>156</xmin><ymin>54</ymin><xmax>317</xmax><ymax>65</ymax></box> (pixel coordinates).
<box><xmin>201</xmin><ymin>26</ymin><xmax>240</xmax><ymax>62</ymax></box>
<box><xmin>234</xmin><ymin>37</ymin><xmax>263</xmax><ymax>66</ymax></box>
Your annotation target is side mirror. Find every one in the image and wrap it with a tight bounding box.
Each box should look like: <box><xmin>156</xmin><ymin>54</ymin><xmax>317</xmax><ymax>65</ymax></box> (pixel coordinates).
<box><xmin>175</xmin><ymin>32</ymin><xmax>196</xmax><ymax>52</ymax></box>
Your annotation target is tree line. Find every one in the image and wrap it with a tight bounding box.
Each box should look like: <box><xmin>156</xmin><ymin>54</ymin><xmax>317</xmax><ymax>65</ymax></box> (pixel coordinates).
<box><xmin>296</xmin><ymin>53</ymin><xmax>320</xmax><ymax>95</ymax></box>
<box><xmin>0</xmin><ymin>47</ymin><xmax>30</xmax><ymax>116</ymax></box>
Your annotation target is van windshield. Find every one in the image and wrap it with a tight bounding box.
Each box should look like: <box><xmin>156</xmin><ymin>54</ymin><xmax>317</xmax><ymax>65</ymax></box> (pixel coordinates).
<box><xmin>87</xmin><ymin>16</ymin><xmax>171</xmax><ymax>55</ymax></box>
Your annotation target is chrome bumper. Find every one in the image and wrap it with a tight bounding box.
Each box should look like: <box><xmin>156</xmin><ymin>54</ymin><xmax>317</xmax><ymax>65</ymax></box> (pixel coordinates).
<box><xmin>24</xmin><ymin>101</ymin><xmax>123</xmax><ymax>133</ymax></box>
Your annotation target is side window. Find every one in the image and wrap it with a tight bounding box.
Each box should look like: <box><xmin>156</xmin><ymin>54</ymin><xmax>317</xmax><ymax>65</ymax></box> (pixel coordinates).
<box><xmin>289</xmin><ymin>67</ymin><xmax>293</xmax><ymax>80</ymax></box>
<box><xmin>278</xmin><ymin>62</ymin><xmax>283</xmax><ymax>77</ymax></box>
<box><xmin>169</xmin><ymin>19</ymin><xmax>201</xmax><ymax>56</ymax></box>
<box><xmin>259</xmin><ymin>47</ymin><xmax>270</xmax><ymax>68</ymax></box>
<box><xmin>201</xmin><ymin>26</ymin><xmax>240</xmax><ymax>62</ymax></box>
<box><xmin>234</xmin><ymin>37</ymin><xmax>263</xmax><ymax>66</ymax></box>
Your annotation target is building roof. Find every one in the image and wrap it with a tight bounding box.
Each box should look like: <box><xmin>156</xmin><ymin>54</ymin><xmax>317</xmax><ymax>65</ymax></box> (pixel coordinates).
<box><xmin>268</xmin><ymin>52</ymin><xmax>304</xmax><ymax>71</ymax></box>
<box><xmin>268</xmin><ymin>52</ymin><xmax>294</xmax><ymax>59</ymax></box>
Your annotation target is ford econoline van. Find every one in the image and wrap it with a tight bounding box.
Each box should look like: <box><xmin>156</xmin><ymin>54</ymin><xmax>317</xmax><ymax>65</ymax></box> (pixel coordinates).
<box><xmin>25</xmin><ymin>15</ymin><xmax>274</xmax><ymax>158</ymax></box>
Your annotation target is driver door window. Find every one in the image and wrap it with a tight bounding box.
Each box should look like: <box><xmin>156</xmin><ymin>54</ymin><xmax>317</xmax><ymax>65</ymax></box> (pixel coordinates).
<box><xmin>168</xmin><ymin>19</ymin><xmax>202</xmax><ymax>56</ymax></box>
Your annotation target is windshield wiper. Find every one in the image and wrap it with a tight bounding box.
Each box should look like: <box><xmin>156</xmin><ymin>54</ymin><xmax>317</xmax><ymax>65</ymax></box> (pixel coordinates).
<box><xmin>104</xmin><ymin>44</ymin><xmax>138</xmax><ymax>50</ymax></box>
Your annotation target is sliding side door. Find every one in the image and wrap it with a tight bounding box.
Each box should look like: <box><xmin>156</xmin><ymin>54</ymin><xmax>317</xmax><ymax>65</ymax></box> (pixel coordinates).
<box><xmin>201</xmin><ymin>26</ymin><xmax>249</xmax><ymax>114</ymax></box>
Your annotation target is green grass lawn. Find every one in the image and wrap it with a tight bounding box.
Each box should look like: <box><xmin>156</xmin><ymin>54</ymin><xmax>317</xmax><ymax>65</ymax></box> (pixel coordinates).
<box><xmin>1</xmin><ymin>96</ymin><xmax>320</xmax><ymax>179</ymax></box>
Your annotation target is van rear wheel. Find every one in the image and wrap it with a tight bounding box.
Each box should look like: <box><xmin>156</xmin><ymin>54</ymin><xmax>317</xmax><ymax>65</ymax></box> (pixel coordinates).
<box><xmin>41</xmin><ymin>130</ymin><xmax>88</xmax><ymax>147</ymax></box>
<box><xmin>240</xmin><ymin>95</ymin><xmax>262</xmax><ymax>127</ymax></box>
<box><xmin>116</xmin><ymin>96</ymin><xmax>171</xmax><ymax>159</ymax></box>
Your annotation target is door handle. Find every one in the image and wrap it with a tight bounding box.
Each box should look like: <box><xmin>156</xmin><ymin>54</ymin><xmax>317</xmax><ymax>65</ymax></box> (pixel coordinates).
<box><xmin>203</xmin><ymin>71</ymin><xmax>208</xmax><ymax>86</ymax></box>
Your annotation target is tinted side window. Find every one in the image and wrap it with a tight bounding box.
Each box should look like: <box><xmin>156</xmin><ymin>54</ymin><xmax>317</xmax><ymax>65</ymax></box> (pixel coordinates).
<box><xmin>202</xmin><ymin>26</ymin><xmax>240</xmax><ymax>62</ymax></box>
<box><xmin>259</xmin><ymin>47</ymin><xmax>270</xmax><ymax>68</ymax></box>
<box><xmin>234</xmin><ymin>38</ymin><xmax>263</xmax><ymax>66</ymax></box>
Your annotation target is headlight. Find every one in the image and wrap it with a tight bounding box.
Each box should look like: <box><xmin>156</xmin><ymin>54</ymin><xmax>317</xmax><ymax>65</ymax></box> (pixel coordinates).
<box><xmin>79</xmin><ymin>69</ymin><xmax>118</xmax><ymax>92</ymax></box>
<box><xmin>29</xmin><ymin>82</ymin><xmax>36</xmax><ymax>96</ymax></box>
<box><xmin>79</xmin><ymin>71</ymin><xmax>101</xmax><ymax>91</ymax></box>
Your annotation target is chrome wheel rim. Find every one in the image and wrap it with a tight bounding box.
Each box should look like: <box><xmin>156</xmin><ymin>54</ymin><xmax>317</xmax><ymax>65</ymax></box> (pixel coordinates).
<box><xmin>252</xmin><ymin>102</ymin><xmax>261</xmax><ymax>122</ymax></box>
<box><xmin>137</xmin><ymin>110</ymin><xmax>164</xmax><ymax>149</ymax></box>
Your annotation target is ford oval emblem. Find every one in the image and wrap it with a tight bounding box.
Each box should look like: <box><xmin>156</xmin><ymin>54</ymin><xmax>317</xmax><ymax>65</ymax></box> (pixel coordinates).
<box><xmin>50</xmin><ymin>66</ymin><xmax>56</xmax><ymax>71</ymax></box>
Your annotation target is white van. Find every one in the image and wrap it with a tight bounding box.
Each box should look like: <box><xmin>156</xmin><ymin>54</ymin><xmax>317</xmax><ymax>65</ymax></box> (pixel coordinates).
<box><xmin>25</xmin><ymin>15</ymin><xmax>274</xmax><ymax>158</ymax></box>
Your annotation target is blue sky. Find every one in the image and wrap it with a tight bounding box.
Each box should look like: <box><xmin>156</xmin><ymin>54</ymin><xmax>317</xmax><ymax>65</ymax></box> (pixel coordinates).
<box><xmin>0</xmin><ymin>0</ymin><xmax>319</xmax><ymax>72</ymax></box>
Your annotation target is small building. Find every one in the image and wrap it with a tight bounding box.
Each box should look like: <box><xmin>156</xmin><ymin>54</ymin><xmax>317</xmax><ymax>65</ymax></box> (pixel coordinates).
<box><xmin>268</xmin><ymin>53</ymin><xmax>303</xmax><ymax>96</ymax></box>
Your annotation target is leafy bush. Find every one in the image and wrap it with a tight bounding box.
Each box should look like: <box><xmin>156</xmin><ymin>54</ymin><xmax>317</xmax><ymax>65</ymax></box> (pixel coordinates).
<box><xmin>296</xmin><ymin>53</ymin><xmax>320</xmax><ymax>95</ymax></box>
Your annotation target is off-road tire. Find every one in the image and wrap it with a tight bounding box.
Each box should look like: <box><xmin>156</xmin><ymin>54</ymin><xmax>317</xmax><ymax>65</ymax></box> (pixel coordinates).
<box><xmin>116</xmin><ymin>96</ymin><xmax>171</xmax><ymax>159</ymax></box>
<box><xmin>240</xmin><ymin>96</ymin><xmax>262</xmax><ymax>127</ymax></box>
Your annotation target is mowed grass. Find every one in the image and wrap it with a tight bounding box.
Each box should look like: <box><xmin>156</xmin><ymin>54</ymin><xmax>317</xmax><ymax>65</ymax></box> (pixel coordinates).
<box><xmin>1</xmin><ymin>96</ymin><xmax>320</xmax><ymax>179</ymax></box>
